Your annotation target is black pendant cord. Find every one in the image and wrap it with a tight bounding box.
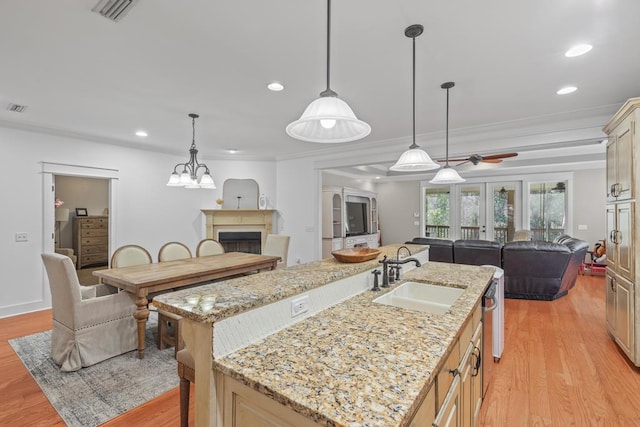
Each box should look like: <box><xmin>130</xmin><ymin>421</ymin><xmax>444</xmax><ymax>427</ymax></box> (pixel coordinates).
<box><xmin>320</xmin><ymin>0</ymin><xmax>337</xmax><ymax>98</ymax></box>
<box><xmin>190</xmin><ymin>115</ymin><xmax>197</xmax><ymax>149</ymax></box>
<box><xmin>410</xmin><ymin>35</ymin><xmax>417</xmax><ymax>149</ymax></box>
<box><xmin>445</xmin><ymin>87</ymin><xmax>449</xmax><ymax>166</ymax></box>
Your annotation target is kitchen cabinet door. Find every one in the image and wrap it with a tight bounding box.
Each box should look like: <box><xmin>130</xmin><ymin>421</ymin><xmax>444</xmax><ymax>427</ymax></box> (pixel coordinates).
<box><xmin>616</xmin><ymin>202</ymin><xmax>634</xmax><ymax>281</ymax></box>
<box><xmin>434</xmin><ymin>375</ymin><xmax>461</xmax><ymax>427</ymax></box>
<box><xmin>614</xmin><ymin>275</ymin><xmax>635</xmax><ymax>359</ymax></box>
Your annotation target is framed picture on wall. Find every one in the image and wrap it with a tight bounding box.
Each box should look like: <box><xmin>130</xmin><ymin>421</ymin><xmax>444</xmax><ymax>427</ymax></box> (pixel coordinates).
<box><xmin>75</xmin><ymin>208</ymin><xmax>88</xmax><ymax>217</ymax></box>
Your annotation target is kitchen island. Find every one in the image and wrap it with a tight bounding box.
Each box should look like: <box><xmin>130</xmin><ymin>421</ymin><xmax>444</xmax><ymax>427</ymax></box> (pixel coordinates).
<box><xmin>153</xmin><ymin>244</ymin><xmax>494</xmax><ymax>426</ymax></box>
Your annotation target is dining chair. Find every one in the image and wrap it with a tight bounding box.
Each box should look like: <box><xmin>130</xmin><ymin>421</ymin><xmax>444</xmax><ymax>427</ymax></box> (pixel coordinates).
<box><xmin>158</xmin><ymin>242</ymin><xmax>192</xmax><ymax>262</ymax></box>
<box><xmin>157</xmin><ymin>242</ymin><xmax>192</xmax><ymax>356</ymax></box>
<box><xmin>41</xmin><ymin>253</ymin><xmax>137</xmax><ymax>372</ymax></box>
<box><xmin>196</xmin><ymin>239</ymin><xmax>225</xmax><ymax>257</ymax></box>
<box><xmin>111</xmin><ymin>244</ymin><xmax>153</xmax><ymax>267</ymax></box>
<box><xmin>262</xmin><ymin>234</ymin><xmax>290</xmax><ymax>268</ymax></box>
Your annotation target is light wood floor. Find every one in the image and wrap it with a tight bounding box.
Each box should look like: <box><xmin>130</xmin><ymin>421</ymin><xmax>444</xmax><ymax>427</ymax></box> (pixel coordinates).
<box><xmin>1</xmin><ymin>274</ymin><xmax>638</xmax><ymax>426</ymax></box>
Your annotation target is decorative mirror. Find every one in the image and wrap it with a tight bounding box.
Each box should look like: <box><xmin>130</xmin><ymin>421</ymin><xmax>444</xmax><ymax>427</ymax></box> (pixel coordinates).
<box><xmin>222</xmin><ymin>179</ymin><xmax>259</xmax><ymax>209</ymax></box>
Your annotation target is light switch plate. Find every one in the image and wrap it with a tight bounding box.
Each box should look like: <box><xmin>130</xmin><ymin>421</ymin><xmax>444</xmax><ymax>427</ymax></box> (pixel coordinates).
<box><xmin>15</xmin><ymin>232</ymin><xmax>28</xmax><ymax>242</ymax></box>
<box><xmin>578</xmin><ymin>224</ymin><xmax>588</xmax><ymax>230</ymax></box>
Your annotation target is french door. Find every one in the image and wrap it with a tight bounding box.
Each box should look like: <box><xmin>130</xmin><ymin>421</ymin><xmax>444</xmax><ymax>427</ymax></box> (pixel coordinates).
<box><xmin>424</xmin><ymin>181</ymin><xmax>521</xmax><ymax>243</ymax></box>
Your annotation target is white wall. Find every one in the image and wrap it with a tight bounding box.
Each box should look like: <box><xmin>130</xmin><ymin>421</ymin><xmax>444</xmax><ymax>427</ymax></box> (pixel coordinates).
<box><xmin>572</xmin><ymin>168</ymin><xmax>607</xmax><ymax>246</ymax></box>
<box><xmin>376</xmin><ymin>181</ymin><xmax>422</xmax><ymax>245</ymax></box>
<box><xmin>0</xmin><ymin>126</ymin><xmax>276</xmax><ymax>318</ymax></box>
<box><xmin>276</xmin><ymin>157</ymin><xmax>321</xmax><ymax>265</ymax></box>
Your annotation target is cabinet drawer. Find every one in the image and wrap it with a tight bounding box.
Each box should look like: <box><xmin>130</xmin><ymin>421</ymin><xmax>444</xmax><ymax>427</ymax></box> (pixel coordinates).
<box><xmin>436</xmin><ymin>340</ymin><xmax>460</xmax><ymax>410</ymax></box>
<box><xmin>80</xmin><ymin>218</ymin><xmax>108</xmax><ymax>227</ymax></box>
<box><xmin>81</xmin><ymin>254</ymin><xmax>108</xmax><ymax>264</ymax></box>
<box><xmin>81</xmin><ymin>245</ymin><xmax>107</xmax><ymax>255</ymax></box>
<box><xmin>81</xmin><ymin>237</ymin><xmax>108</xmax><ymax>246</ymax></box>
<box><xmin>80</xmin><ymin>228</ymin><xmax>108</xmax><ymax>237</ymax></box>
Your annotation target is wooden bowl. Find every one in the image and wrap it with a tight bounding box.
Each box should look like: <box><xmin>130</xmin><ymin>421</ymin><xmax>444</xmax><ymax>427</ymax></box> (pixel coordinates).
<box><xmin>331</xmin><ymin>247</ymin><xmax>382</xmax><ymax>263</ymax></box>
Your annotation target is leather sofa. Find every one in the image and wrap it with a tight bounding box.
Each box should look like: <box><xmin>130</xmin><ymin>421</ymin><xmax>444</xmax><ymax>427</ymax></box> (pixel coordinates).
<box><xmin>405</xmin><ymin>235</ymin><xmax>589</xmax><ymax>300</ymax></box>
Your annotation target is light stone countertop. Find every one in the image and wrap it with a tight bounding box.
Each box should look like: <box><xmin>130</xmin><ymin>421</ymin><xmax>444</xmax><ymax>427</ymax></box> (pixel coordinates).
<box><xmin>153</xmin><ymin>244</ymin><xmax>494</xmax><ymax>426</ymax></box>
<box><xmin>213</xmin><ymin>261</ymin><xmax>494</xmax><ymax>427</ymax></box>
<box><xmin>153</xmin><ymin>244</ymin><xmax>427</xmax><ymax>323</ymax></box>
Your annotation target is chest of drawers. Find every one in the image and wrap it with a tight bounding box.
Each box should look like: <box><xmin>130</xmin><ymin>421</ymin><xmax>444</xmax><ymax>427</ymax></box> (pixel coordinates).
<box><xmin>73</xmin><ymin>216</ymin><xmax>109</xmax><ymax>269</ymax></box>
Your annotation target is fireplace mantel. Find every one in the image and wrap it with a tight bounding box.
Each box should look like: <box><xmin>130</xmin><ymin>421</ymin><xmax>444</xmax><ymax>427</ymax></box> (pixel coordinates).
<box><xmin>202</xmin><ymin>209</ymin><xmax>275</xmax><ymax>248</ymax></box>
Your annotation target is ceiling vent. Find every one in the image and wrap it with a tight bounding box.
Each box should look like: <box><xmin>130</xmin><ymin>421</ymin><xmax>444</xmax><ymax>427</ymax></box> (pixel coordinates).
<box><xmin>92</xmin><ymin>0</ymin><xmax>139</xmax><ymax>22</ymax></box>
<box><xmin>7</xmin><ymin>103</ymin><xmax>27</xmax><ymax>113</ymax></box>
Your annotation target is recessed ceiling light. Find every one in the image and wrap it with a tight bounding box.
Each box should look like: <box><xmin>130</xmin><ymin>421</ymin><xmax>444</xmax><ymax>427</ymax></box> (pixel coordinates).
<box><xmin>135</xmin><ymin>130</ymin><xmax>148</xmax><ymax>137</ymax></box>
<box><xmin>556</xmin><ymin>86</ymin><xmax>577</xmax><ymax>95</ymax></box>
<box><xmin>226</xmin><ymin>148</ymin><xmax>239</xmax><ymax>154</ymax></box>
<box><xmin>267</xmin><ymin>82</ymin><xmax>284</xmax><ymax>92</ymax></box>
<box><xmin>375</xmin><ymin>176</ymin><xmax>381</xmax><ymax>179</ymax></box>
<box><xmin>565</xmin><ymin>44</ymin><xmax>592</xmax><ymax>57</ymax></box>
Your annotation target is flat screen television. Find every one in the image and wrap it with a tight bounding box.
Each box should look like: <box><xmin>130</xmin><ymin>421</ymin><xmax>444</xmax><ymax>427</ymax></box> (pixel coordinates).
<box><xmin>345</xmin><ymin>201</ymin><xmax>368</xmax><ymax>236</ymax></box>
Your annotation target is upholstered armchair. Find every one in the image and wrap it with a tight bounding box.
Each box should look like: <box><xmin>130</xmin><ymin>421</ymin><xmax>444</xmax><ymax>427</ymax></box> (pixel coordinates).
<box><xmin>41</xmin><ymin>253</ymin><xmax>137</xmax><ymax>372</ymax></box>
<box><xmin>54</xmin><ymin>247</ymin><xmax>77</xmax><ymax>268</ymax></box>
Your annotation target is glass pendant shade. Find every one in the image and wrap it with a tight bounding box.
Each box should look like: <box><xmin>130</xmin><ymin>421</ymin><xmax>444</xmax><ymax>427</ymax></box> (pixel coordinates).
<box><xmin>286</xmin><ymin>96</ymin><xmax>371</xmax><ymax>143</ymax></box>
<box><xmin>166</xmin><ymin>172</ymin><xmax>181</xmax><ymax>186</ymax></box>
<box><xmin>390</xmin><ymin>147</ymin><xmax>440</xmax><ymax>171</ymax></box>
<box><xmin>429</xmin><ymin>165</ymin><xmax>466</xmax><ymax>184</ymax></box>
<box><xmin>199</xmin><ymin>173</ymin><xmax>216</xmax><ymax>188</ymax></box>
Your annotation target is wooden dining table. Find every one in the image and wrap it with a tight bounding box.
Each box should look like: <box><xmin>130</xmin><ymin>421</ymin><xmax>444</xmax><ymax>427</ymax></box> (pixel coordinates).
<box><xmin>93</xmin><ymin>252</ymin><xmax>280</xmax><ymax>358</ymax></box>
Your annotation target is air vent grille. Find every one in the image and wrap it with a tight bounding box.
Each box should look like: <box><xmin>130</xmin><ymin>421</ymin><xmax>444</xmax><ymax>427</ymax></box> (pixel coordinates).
<box><xmin>7</xmin><ymin>103</ymin><xmax>27</xmax><ymax>113</ymax></box>
<box><xmin>92</xmin><ymin>0</ymin><xmax>139</xmax><ymax>22</ymax></box>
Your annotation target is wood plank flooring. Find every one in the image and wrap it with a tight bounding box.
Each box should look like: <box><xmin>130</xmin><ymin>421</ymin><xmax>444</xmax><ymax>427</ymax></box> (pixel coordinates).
<box><xmin>479</xmin><ymin>274</ymin><xmax>640</xmax><ymax>426</ymax></box>
<box><xmin>1</xmin><ymin>274</ymin><xmax>638</xmax><ymax>426</ymax></box>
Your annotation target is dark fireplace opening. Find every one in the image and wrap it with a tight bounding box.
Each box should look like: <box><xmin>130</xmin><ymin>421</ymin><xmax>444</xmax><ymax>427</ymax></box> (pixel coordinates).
<box><xmin>218</xmin><ymin>232</ymin><xmax>261</xmax><ymax>254</ymax></box>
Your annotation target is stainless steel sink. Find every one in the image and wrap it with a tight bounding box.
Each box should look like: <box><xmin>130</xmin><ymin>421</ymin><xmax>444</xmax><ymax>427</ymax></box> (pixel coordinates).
<box><xmin>373</xmin><ymin>281</ymin><xmax>464</xmax><ymax>315</ymax></box>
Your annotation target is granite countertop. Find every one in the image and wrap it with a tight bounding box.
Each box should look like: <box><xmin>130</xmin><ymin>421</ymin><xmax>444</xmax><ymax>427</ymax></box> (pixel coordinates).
<box><xmin>214</xmin><ymin>261</ymin><xmax>494</xmax><ymax>427</ymax></box>
<box><xmin>152</xmin><ymin>243</ymin><xmax>427</xmax><ymax>323</ymax></box>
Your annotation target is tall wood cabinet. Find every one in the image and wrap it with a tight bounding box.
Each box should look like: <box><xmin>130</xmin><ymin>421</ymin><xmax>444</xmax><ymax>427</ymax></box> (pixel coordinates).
<box><xmin>73</xmin><ymin>216</ymin><xmax>109</xmax><ymax>269</ymax></box>
<box><xmin>322</xmin><ymin>187</ymin><xmax>379</xmax><ymax>259</ymax></box>
<box><xmin>603</xmin><ymin>97</ymin><xmax>639</xmax><ymax>366</ymax></box>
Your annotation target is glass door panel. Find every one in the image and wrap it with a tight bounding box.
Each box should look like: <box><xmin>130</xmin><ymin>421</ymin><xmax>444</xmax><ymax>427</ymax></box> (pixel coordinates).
<box><xmin>529</xmin><ymin>181</ymin><xmax>567</xmax><ymax>241</ymax></box>
<box><xmin>459</xmin><ymin>185</ymin><xmax>485</xmax><ymax>240</ymax></box>
<box><xmin>489</xmin><ymin>183</ymin><xmax>518</xmax><ymax>243</ymax></box>
<box><xmin>424</xmin><ymin>187</ymin><xmax>451</xmax><ymax>238</ymax></box>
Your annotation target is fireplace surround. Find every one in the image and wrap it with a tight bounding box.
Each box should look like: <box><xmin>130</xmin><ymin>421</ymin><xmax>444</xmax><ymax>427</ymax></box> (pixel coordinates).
<box><xmin>202</xmin><ymin>209</ymin><xmax>275</xmax><ymax>254</ymax></box>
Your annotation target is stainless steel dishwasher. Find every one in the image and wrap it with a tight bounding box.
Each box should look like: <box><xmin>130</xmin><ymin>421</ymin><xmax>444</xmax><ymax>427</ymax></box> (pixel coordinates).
<box><xmin>481</xmin><ymin>265</ymin><xmax>504</xmax><ymax>397</ymax></box>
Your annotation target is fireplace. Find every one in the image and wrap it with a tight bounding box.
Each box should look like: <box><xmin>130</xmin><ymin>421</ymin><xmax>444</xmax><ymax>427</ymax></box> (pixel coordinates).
<box><xmin>218</xmin><ymin>231</ymin><xmax>262</xmax><ymax>254</ymax></box>
<box><xmin>202</xmin><ymin>209</ymin><xmax>275</xmax><ymax>253</ymax></box>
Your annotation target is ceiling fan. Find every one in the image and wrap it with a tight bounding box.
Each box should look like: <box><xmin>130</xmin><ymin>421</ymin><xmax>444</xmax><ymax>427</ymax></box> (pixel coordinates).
<box><xmin>438</xmin><ymin>152</ymin><xmax>518</xmax><ymax>166</ymax></box>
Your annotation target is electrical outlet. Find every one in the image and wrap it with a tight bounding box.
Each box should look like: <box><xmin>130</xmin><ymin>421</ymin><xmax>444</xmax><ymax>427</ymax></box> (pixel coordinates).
<box><xmin>15</xmin><ymin>232</ymin><xmax>28</xmax><ymax>242</ymax></box>
<box><xmin>578</xmin><ymin>224</ymin><xmax>588</xmax><ymax>231</ymax></box>
<box><xmin>414</xmin><ymin>221</ymin><xmax>420</xmax><ymax>226</ymax></box>
<box><xmin>296</xmin><ymin>257</ymin><xmax>301</xmax><ymax>264</ymax></box>
<box><xmin>291</xmin><ymin>295</ymin><xmax>309</xmax><ymax>317</ymax></box>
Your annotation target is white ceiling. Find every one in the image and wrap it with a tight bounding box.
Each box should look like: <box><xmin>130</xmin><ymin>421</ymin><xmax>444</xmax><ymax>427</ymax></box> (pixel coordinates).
<box><xmin>1</xmin><ymin>0</ymin><xmax>639</xmax><ymax>179</ymax></box>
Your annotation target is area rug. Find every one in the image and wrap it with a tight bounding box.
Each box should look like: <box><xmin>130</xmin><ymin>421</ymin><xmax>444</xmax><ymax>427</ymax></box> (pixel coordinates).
<box><xmin>9</xmin><ymin>312</ymin><xmax>179</xmax><ymax>427</ymax></box>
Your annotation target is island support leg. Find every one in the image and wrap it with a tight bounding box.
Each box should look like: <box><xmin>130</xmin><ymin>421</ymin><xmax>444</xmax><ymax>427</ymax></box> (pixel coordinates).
<box><xmin>133</xmin><ymin>290</ymin><xmax>149</xmax><ymax>359</ymax></box>
<box><xmin>182</xmin><ymin>318</ymin><xmax>223</xmax><ymax>427</ymax></box>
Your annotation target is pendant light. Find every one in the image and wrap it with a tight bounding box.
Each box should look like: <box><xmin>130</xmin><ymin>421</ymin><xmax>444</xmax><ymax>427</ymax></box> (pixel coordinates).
<box><xmin>285</xmin><ymin>0</ymin><xmax>370</xmax><ymax>143</ymax></box>
<box><xmin>389</xmin><ymin>25</ymin><xmax>440</xmax><ymax>172</ymax></box>
<box><xmin>166</xmin><ymin>113</ymin><xmax>216</xmax><ymax>189</ymax></box>
<box><xmin>429</xmin><ymin>82</ymin><xmax>465</xmax><ymax>184</ymax></box>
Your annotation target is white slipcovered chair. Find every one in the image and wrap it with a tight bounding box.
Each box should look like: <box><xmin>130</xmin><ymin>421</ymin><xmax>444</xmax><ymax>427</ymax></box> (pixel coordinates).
<box><xmin>158</xmin><ymin>242</ymin><xmax>192</xmax><ymax>262</ymax></box>
<box><xmin>196</xmin><ymin>239</ymin><xmax>225</xmax><ymax>257</ymax></box>
<box><xmin>262</xmin><ymin>234</ymin><xmax>290</xmax><ymax>269</ymax></box>
<box><xmin>41</xmin><ymin>253</ymin><xmax>137</xmax><ymax>372</ymax></box>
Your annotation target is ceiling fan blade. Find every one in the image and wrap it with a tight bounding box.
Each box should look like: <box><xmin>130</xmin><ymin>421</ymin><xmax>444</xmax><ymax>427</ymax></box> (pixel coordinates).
<box><xmin>480</xmin><ymin>159</ymin><xmax>503</xmax><ymax>163</ymax></box>
<box><xmin>480</xmin><ymin>152</ymin><xmax>518</xmax><ymax>160</ymax></box>
<box><xmin>438</xmin><ymin>158</ymin><xmax>469</xmax><ymax>162</ymax></box>
<box><xmin>455</xmin><ymin>160</ymin><xmax>470</xmax><ymax>167</ymax></box>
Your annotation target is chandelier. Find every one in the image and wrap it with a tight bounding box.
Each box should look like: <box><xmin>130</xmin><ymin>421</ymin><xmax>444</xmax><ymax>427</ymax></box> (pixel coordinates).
<box><xmin>166</xmin><ymin>113</ymin><xmax>216</xmax><ymax>189</ymax></box>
